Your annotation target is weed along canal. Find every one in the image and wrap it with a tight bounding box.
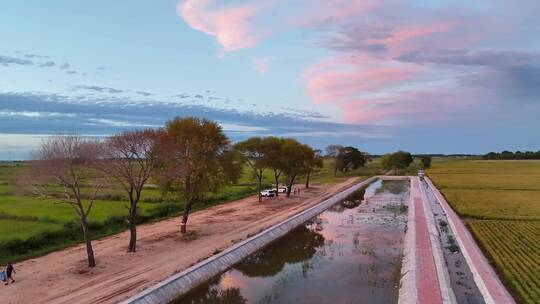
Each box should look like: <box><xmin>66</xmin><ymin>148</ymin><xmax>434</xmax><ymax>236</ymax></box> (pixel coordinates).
<box><xmin>172</xmin><ymin>179</ymin><xmax>410</xmax><ymax>304</ymax></box>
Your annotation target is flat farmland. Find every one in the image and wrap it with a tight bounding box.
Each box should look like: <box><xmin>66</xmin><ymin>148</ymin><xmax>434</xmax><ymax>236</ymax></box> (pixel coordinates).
<box><xmin>428</xmin><ymin>159</ymin><xmax>540</xmax><ymax>303</ymax></box>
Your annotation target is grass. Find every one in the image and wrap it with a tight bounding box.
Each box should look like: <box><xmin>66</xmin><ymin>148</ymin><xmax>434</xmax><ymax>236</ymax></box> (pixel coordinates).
<box><xmin>0</xmin><ymin>159</ymin><xmax>383</xmax><ymax>264</ymax></box>
<box><xmin>428</xmin><ymin>158</ymin><xmax>540</xmax><ymax>303</ymax></box>
<box><xmin>0</xmin><ymin>219</ymin><xmax>63</xmax><ymax>241</ymax></box>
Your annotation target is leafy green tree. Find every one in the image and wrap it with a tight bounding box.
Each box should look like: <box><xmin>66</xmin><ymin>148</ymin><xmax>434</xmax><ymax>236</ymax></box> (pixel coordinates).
<box><xmin>163</xmin><ymin>117</ymin><xmax>242</xmax><ymax>233</ymax></box>
<box><xmin>382</xmin><ymin>151</ymin><xmax>414</xmax><ymax>174</ymax></box>
<box><xmin>234</xmin><ymin>137</ymin><xmax>270</xmax><ymax>202</ymax></box>
<box><xmin>264</xmin><ymin>137</ymin><xmax>286</xmax><ymax>196</ymax></box>
<box><xmin>336</xmin><ymin>146</ymin><xmax>366</xmax><ymax>174</ymax></box>
<box><xmin>281</xmin><ymin>139</ymin><xmax>314</xmax><ymax>197</ymax></box>
<box><xmin>420</xmin><ymin>155</ymin><xmax>432</xmax><ymax>168</ymax></box>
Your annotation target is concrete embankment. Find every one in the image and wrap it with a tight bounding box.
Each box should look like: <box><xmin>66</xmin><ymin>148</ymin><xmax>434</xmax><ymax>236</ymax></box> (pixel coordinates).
<box><xmin>121</xmin><ymin>177</ymin><xmax>378</xmax><ymax>304</ymax></box>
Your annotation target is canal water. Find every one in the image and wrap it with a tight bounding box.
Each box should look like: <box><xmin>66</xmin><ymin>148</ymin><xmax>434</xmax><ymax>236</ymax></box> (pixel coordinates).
<box><xmin>173</xmin><ymin>179</ymin><xmax>410</xmax><ymax>304</ymax></box>
<box><xmin>421</xmin><ymin>180</ymin><xmax>485</xmax><ymax>304</ymax></box>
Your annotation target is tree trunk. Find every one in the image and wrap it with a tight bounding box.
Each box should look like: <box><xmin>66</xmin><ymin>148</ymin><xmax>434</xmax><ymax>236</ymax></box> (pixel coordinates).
<box><xmin>128</xmin><ymin>206</ymin><xmax>137</xmax><ymax>252</ymax></box>
<box><xmin>128</xmin><ymin>192</ymin><xmax>138</xmax><ymax>252</ymax></box>
<box><xmin>274</xmin><ymin>171</ymin><xmax>280</xmax><ymax>197</ymax></box>
<box><xmin>80</xmin><ymin>215</ymin><xmax>96</xmax><ymax>267</ymax></box>
<box><xmin>181</xmin><ymin>199</ymin><xmax>194</xmax><ymax>234</ymax></box>
<box><xmin>286</xmin><ymin>174</ymin><xmax>297</xmax><ymax>197</ymax></box>
<box><xmin>305</xmin><ymin>172</ymin><xmax>311</xmax><ymax>188</ymax></box>
<box><xmin>258</xmin><ymin>175</ymin><xmax>263</xmax><ymax>203</ymax></box>
<box><xmin>333</xmin><ymin>160</ymin><xmax>338</xmax><ymax>176</ymax></box>
<box><xmin>181</xmin><ymin>176</ymin><xmax>193</xmax><ymax>233</ymax></box>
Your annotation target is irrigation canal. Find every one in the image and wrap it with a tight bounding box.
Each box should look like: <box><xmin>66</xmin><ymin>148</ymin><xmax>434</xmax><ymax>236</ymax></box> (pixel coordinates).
<box><xmin>172</xmin><ymin>179</ymin><xmax>410</xmax><ymax>304</ymax></box>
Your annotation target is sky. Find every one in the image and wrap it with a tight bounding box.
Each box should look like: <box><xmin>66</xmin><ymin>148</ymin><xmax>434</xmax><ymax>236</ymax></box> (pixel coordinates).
<box><xmin>1</xmin><ymin>0</ymin><xmax>539</xmax><ymax>160</ymax></box>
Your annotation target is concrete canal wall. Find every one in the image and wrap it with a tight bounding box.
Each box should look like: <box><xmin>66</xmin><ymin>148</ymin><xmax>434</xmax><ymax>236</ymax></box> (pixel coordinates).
<box><xmin>121</xmin><ymin>176</ymin><xmax>379</xmax><ymax>304</ymax></box>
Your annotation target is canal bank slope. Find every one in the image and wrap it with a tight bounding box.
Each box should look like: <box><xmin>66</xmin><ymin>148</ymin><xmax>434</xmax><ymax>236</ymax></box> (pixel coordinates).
<box><xmin>0</xmin><ymin>178</ymin><xmax>362</xmax><ymax>304</ymax></box>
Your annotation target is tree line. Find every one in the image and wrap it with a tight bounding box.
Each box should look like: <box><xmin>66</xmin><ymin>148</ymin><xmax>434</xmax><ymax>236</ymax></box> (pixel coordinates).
<box><xmin>24</xmin><ymin>117</ymin><xmax>326</xmax><ymax>268</ymax></box>
<box><xmin>483</xmin><ymin>151</ymin><xmax>540</xmax><ymax>160</ymax></box>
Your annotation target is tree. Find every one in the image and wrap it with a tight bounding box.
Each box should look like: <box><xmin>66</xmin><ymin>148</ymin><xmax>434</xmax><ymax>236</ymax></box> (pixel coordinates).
<box><xmin>27</xmin><ymin>136</ymin><xmax>102</xmax><ymax>267</ymax></box>
<box><xmin>325</xmin><ymin>145</ymin><xmax>343</xmax><ymax>176</ymax></box>
<box><xmin>420</xmin><ymin>155</ymin><xmax>432</xmax><ymax>169</ymax></box>
<box><xmin>304</xmin><ymin>149</ymin><xmax>323</xmax><ymax>188</ymax></box>
<box><xmin>94</xmin><ymin>129</ymin><xmax>161</xmax><ymax>252</ymax></box>
<box><xmin>234</xmin><ymin>137</ymin><xmax>270</xmax><ymax>202</ymax></box>
<box><xmin>163</xmin><ymin>117</ymin><xmax>242</xmax><ymax>233</ymax></box>
<box><xmin>382</xmin><ymin>151</ymin><xmax>414</xmax><ymax>174</ymax></box>
<box><xmin>264</xmin><ymin>137</ymin><xmax>286</xmax><ymax>197</ymax></box>
<box><xmin>335</xmin><ymin>146</ymin><xmax>366</xmax><ymax>174</ymax></box>
<box><xmin>281</xmin><ymin>139</ymin><xmax>313</xmax><ymax>197</ymax></box>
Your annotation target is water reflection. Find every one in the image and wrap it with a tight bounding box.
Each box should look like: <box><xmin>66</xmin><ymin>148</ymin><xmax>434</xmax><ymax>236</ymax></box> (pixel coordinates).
<box><xmin>235</xmin><ymin>224</ymin><xmax>324</xmax><ymax>277</ymax></box>
<box><xmin>174</xmin><ymin>180</ymin><xmax>409</xmax><ymax>304</ymax></box>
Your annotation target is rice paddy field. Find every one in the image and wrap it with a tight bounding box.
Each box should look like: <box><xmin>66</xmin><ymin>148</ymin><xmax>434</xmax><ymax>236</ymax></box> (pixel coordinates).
<box><xmin>0</xmin><ymin>159</ymin><xmax>383</xmax><ymax>263</ymax></box>
<box><xmin>428</xmin><ymin>159</ymin><xmax>540</xmax><ymax>304</ymax></box>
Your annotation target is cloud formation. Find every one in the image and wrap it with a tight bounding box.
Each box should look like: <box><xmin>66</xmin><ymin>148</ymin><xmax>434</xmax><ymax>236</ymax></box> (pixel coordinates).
<box><xmin>0</xmin><ymin>55</ymin><xmax>34</xmax><ymax>66</ymax></box>
<box><xmin>39</xmin><ymin>61</ymin><xmax>55</xmax><ymax>67</ymax></box>
<box><xmin>178</xmin><ymin>0</ymin><xmax>268</xmax><ymax>52</ymax></box>
<box><xmin>72</xmin><ymin>85</ymin><xmax>124</xmax><ymax>94</ymax></box>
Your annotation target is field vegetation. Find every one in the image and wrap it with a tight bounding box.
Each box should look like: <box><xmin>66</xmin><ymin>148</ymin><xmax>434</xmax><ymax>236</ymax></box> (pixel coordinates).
<box><xmin>428</xmin><ymin>159</ymin><xmax>540</xmax><ymax>303</ymax></box>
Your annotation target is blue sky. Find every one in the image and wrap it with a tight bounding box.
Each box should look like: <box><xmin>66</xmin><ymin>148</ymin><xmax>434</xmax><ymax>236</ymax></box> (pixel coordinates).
<box><xmin>1</xmin><ymin>0</ymin><xmax>539</xmax><ymax>159</ymax></box>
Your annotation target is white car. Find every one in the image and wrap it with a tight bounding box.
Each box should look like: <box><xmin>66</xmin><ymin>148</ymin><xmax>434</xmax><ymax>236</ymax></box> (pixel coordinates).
<box><xmin>260</xmin><ymin>189</ymin><xmax>276</xmax><ymax>197</ymax></box>
<box><xmin>273</xmin><ymin>186</ymin><xmax>288</xmax><ymax>193</ymax></box>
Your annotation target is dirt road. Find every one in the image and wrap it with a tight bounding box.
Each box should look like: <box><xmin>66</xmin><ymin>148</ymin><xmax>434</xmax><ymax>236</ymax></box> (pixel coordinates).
<box><xmin>0</xmin><ymin>178</ymin><xmax>360</xmax><ymax>304</ymax></box>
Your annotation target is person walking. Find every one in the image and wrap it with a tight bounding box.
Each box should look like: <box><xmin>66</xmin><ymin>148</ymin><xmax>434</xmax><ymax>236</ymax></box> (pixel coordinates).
<box><xmin>4</xmin><ymin>262</ymin><xmax>15</xmax><ymax>285</ymax></box>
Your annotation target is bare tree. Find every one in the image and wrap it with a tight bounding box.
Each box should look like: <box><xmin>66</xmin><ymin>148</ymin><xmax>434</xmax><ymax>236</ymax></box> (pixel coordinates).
<box><xmin>94</xmin><ymin>130</ymin><xmax>161</xmax><ymax>252</ymax></box>
<box><xmin>28</xmin><ymin>135</ymin><xmax>102</xmax><ymax>267</ymax></box>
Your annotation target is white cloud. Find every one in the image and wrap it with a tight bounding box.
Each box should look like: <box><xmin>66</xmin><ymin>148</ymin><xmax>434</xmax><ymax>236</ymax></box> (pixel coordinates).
<box><xmin>0</xmin><ymin>110</ymin><xmax>76</xmax><ymax>118</ymax></box>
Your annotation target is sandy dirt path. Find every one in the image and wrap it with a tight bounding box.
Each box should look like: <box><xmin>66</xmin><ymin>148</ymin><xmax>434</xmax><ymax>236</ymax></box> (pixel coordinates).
<box><xmin>0</xmin><ymin>178</ymin><xmax>361</xmax><ymax>304</ymax></box>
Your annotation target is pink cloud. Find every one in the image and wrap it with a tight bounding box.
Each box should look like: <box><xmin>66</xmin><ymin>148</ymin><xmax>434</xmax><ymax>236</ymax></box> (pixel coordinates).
<box><xmin>303</xmin><ymin>55</ymin><xmax>420</xmax><ymax>104</ymax></box>
<box><xmin>294</xmin><ymin>0</ymin><xmax>380</xmax><ymax>27</ymax></box>
<box><xmin>251</xmin><ymin>57</ymin><xmax>272</xmax><ymax>75</ymax></box>
<box><xmin>370</xmin><ymin>22</ymin><xmax>460</xmax><ymax>57</ymax></box>
<box><xmin>177</xmin><ymin>0</ymin><xmax>269</xmax><ymax>52</ymax></box>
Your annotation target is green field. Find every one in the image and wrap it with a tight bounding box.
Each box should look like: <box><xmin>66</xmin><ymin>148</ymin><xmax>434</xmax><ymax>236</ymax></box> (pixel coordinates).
<box><xmin>428</xmin><ymin>159</ymin><xmax>540</xmax><ymax>303</ymax></box>
<box><xmin>0</xmin><ymin>159</ymin><xmax>383</xmax><ymax>263</ymax></box>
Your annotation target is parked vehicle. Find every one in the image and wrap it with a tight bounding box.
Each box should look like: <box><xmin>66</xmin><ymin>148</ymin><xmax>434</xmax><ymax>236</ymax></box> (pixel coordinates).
<box><xmin>273</xmin><ymin>186</ymin><xmax>288</xmax><ymax>193</ymax></box>
<box><xmin>260</xmin><ymin>189</ymin><xmax>277</xmax><ymax>197</ymax></box>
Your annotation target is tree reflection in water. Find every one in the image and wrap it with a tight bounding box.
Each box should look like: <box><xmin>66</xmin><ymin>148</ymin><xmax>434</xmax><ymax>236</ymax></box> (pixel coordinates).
<box><xmin>329</xmin><ymin>188</ymin><xmax>366</xmax><ymax>212</ymax></box>
<box><xmin>174</xmin><ymin>277</ymin><xmax>247</xmax><ymax>304</ymax></box>
<box><xmin>235</xmin><ymin>223</ymin><xmax>324</xmax><ymax>277</ymax></box>
<box><xmin>375</xmin><ymin>180</ymin><xmax>409</xmax><ymax>195</ymax></box>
